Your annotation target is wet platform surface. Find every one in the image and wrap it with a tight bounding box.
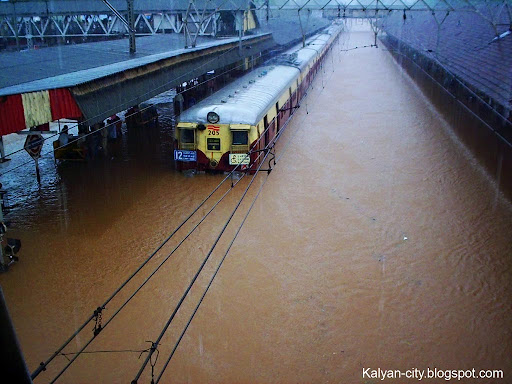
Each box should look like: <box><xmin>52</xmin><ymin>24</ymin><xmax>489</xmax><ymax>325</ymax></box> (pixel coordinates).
<box><xmin>0</xmin><ymin>33</ymin><xmax>260</xmax><ymax>96</ymax></box>
<box><xmin>0</xmin><ymin>34</ymin><xmax>216</xmax><ymax>89</ymax></box>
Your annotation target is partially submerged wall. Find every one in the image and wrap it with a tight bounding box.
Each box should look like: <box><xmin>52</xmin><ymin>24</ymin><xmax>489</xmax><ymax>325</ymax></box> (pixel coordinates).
<box><xmin>381</xmin><ymin>34</ymin><xmax>512</xmax><ymax>199</ymax></box>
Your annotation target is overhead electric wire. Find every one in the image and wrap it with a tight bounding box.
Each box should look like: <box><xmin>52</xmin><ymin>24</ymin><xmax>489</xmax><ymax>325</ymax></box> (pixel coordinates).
<box><xmin>31</xmin><ymin>167</ymin><xmax>239</xmax><ymax>379</ymax></box>
<box><xmin>131</xmin><ymin>128</ymin><xmax>275</xmax><ymax>384</ymax></box>
<box><xmin>59</xmin><ymin>347</ymin><xmax>152</xmax><ymax>360</ymax></box>
<box><xmin>44</xmin><ymin>113</ymin><xmax>276</xmax><ymax>383</ymax></box>
<box><xmin>155</xmin><ymin>152</ymin><xmax>272</xmax><ymax>384</ymax></box>
<box><xmin>47</xmin><ymin>166</ymin><xmax>247</xmax><ymax>383</ymax></box>
<box><xmin>32</xmin><ymin>134</ymin><xmax>267</xmax><ymax>379</ymax></box>
<box><xmin>144</xmin><ymin>32</ymin><xmax>342</xmax><ymax>384</ymax></box>
<box><xmin>31</xmin><ymin>27</ymin><xmax>341</xmax><ymax>381</ymax></box>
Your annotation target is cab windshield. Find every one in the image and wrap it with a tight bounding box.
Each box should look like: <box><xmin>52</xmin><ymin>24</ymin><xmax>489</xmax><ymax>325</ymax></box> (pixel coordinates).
<box><xmin>232</xmin><ymin>131</ymin><xmax>248</xmax><ymax>145</ymax></box>
<box><xmin>180</xmin><ymin>129</ymin><xmax>195</xmax><ymax>144</ymax></box>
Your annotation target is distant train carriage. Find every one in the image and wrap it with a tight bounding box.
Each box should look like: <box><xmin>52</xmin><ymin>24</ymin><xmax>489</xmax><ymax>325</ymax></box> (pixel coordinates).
<box><xmin>174</xmin><ymin>26</ymin><xmax>341</xmax><ymax>172</ymax></box>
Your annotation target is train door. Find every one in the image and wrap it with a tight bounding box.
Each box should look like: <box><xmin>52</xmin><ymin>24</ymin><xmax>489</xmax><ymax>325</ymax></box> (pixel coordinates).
<box><xmin>276</xmin><ymin>102</ymin><xmax>280</xmax><ymax>132</ymax></box>
<box><xmin>286</xmin><ymin>87</ymin><xmax>292</xmax><ymax>120</ymax></box>
<box><xmin>264</xmin><ymin>115</ymin><xmax>269</xmax><ymax>149</ymax></box>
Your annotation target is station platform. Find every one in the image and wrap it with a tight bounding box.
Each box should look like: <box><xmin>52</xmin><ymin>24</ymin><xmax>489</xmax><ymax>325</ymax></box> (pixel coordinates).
<box><xmin>0</xmin><ymin>32</ymin><xmax>275</xmax><ymax>135</ymax></box>
<box><xmin>0</xmin><ymin>13</ymin><xmax>332</xmax><ymax>137</ymax></box>
<box><xmin>0</xmin><ymin>33</ymin><xmax>263</xmax><ymax>96</ymax></box>
<box><xmin>0</xmin><ymin>34</ymin><xmax>214</xmax><ymax>91</ymax></box>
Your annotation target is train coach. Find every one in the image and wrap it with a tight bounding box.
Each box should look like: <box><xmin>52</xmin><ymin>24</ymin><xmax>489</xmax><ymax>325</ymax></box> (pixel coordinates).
<box><xmin>174</xmin><ymin>25</ymin><xmax>342</xmax><ymax>172</ymax></box>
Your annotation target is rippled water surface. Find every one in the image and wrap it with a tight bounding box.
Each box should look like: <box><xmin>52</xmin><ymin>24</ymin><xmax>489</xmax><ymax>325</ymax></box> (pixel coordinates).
<box><xmin>1</xmin><ymin>25</ymin><xmax>511</xmax><ymax>384</ymax></box>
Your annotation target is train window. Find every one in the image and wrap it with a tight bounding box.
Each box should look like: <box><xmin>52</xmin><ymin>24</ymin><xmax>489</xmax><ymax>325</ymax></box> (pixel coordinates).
<box><xmin>207</xmin><ymin>138</ymin><xmax>221</xmax><ymax>151</ymax></box>
<box><xmin>180</xmin><ymin>129</ymin><xmax>195</xmax><ymax>144</ymax></box>
<box><xmin>232</xmin><ymin>131</ymin><xmax>248</xmax><ymax>145</ymax></box>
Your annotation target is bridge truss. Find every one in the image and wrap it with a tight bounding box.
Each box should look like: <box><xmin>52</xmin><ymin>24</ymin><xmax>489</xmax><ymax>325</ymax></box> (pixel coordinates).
<box><xmin>0</xmin><ymin>0</ymin><xmax>510</xmax><ymax>50</ymax></box>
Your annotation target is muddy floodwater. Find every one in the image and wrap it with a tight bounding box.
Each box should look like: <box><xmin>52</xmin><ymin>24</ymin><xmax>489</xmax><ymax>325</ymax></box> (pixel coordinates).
<box><xmin>1</xmin><ymin>26</ymin><xmax>511</xmax><ymax>384</ymax></box>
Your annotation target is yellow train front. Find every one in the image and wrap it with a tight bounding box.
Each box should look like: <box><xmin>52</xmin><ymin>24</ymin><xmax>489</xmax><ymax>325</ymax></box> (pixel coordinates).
<box><xmin>175</xmin><ymin>119</ymin><xmax>260</xmax><ymax>172</ymax></box>
<box><xmin>174</xmin><ymin>26</ymin><xmax>342</xmax><ymax>172</ymax></box>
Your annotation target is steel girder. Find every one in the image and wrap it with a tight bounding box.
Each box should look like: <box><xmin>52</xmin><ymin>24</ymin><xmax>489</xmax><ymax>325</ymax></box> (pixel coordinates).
<box><xmin>1</xmin><ymin>0</ymin><xmax>510</xmax><ymax>45</ymax></box>
<box><xmin>0</xmin><ymin>11</ymin><xmax>220</xmax><ymax>40</ymax></box>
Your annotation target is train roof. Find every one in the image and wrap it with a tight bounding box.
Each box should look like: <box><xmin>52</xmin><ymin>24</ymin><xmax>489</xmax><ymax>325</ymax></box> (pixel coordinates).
<box><xmin>178</xmin><ymin>26</ymin><xmax>341</xmax><ymax>127</ymax></box>
<box><xmin>178</xmin><ymin>65</ymin><xmax>300</xmax><ymax>126</ymax></box>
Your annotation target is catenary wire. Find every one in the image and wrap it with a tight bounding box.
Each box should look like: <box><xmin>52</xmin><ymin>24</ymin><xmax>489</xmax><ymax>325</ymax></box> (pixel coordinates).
<box><xmin>43</xmin><ymin>105</ymin><xmax>278</xmax><ymax>383</ymax></box>
<box><xmin>31</xmin><ymin>27</ymin><xmax>342</xmax><ymax>381</ymax></box>
<box><xmin>46</xmin><ymin>163</ymin><xmax>248</xmax><ymax>383</ymax></box>
<box><xmin>31</xmin><ymin>124</ymin><xmax>268</xmax><ymax>379</ymax></box>
<box><xmin>131</xmin><ymin>128</ymin><xmax>275</xmax><ymax>384</ymax></box>
<box><xmin>140</xmin><ymin>32</ymin><xmax>342</xmax><ymax>383</ymax></box>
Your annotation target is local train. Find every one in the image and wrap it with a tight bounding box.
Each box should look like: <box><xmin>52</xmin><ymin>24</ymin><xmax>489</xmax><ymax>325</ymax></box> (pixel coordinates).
<box><xmin>174</xmin><ymin>25</ymin><xmax>342</xmax><ymax>172</ymax></box>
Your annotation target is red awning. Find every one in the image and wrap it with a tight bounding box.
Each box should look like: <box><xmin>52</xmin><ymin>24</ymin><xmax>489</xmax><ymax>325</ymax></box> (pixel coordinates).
<box><xmin>0</xmin><ymin>89</ymin><xmax>83</xmax><ymax>136</ymax></box>
<box><xmin>0</xmin><ymin>94</ymin><xmax>25</xmax><ymax>136</ymax></box>
<box><xmin>49</xmin><ymin>89</ymin><xmax>82</xmax><ymax>120</ymax></box>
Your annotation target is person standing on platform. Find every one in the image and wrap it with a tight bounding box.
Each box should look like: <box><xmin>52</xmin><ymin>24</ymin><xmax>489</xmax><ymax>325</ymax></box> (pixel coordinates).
<box><xmin>114</xmin><ymin>115</ymin><xmax>123</xmax><ymax>137</ymax></box>
<box><xmin>174</xmin><ymin>92</ymin><xmax>184</xmax><ymax>116</ymax></box>
<box><xmin>88</xmin><ymin>124</ymin><xmax>101</xmax><ymax>159</ymax></box>
<box><xmin>77</xmin><ymin>124</ymin><xmax>88</xmax><ymax>149</ymax></box>
<box><xmin>58</xmin><ymin>125</ymin><xmax>70</xmax><ymax>147</ymax></box>
<box><xmin>108</xmin><ymin>114</ymin><xmax>123</xmax><ymax>137</ymax></box>
<box><xmin>126</xmin><ymin>106</ymin><xmax>140</xmax><ymax>130</ymax></box>
<box><xmin>98</xmin><ymin>121</ymin><xmax>108</xmax><ymax>157</ymax></box>
<box><xmin>106</xmin><ymin>115</ymin><xmax>120</xmax><ymax>159</ymax></box>
<box><xmin>107</xmin><ymin>118</ymin><xmax>117</xmax><ymax>141</ymax></box>
<box><xmin>187</xmin><ymin>95</ymin><xmax>196</xmax><ymax>109</ymax></box>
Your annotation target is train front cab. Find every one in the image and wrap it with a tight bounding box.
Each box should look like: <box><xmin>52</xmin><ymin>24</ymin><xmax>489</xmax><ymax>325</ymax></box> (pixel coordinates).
<box><xmin>176</xmin><ymin>123</ymin><xmax>257</xmax><ymax>172</ymax></box>
<box><xmin>175</xmin><ymin>123</ymin><xmax>199</xmax><ymax>171</ymax></box>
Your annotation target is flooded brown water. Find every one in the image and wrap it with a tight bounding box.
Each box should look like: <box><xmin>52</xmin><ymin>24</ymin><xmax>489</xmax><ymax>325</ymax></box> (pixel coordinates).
<box><xmin>1</xmin><ymin>25</ymin><xmax>512</xmax><ymax>384</ymax></box>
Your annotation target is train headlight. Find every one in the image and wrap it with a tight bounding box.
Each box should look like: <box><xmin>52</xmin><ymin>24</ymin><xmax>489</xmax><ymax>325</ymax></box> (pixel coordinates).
<box><xmin>207</xmin><ymin>112</ymin><xmax>219</xmax><ymax>123</ymax></box>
